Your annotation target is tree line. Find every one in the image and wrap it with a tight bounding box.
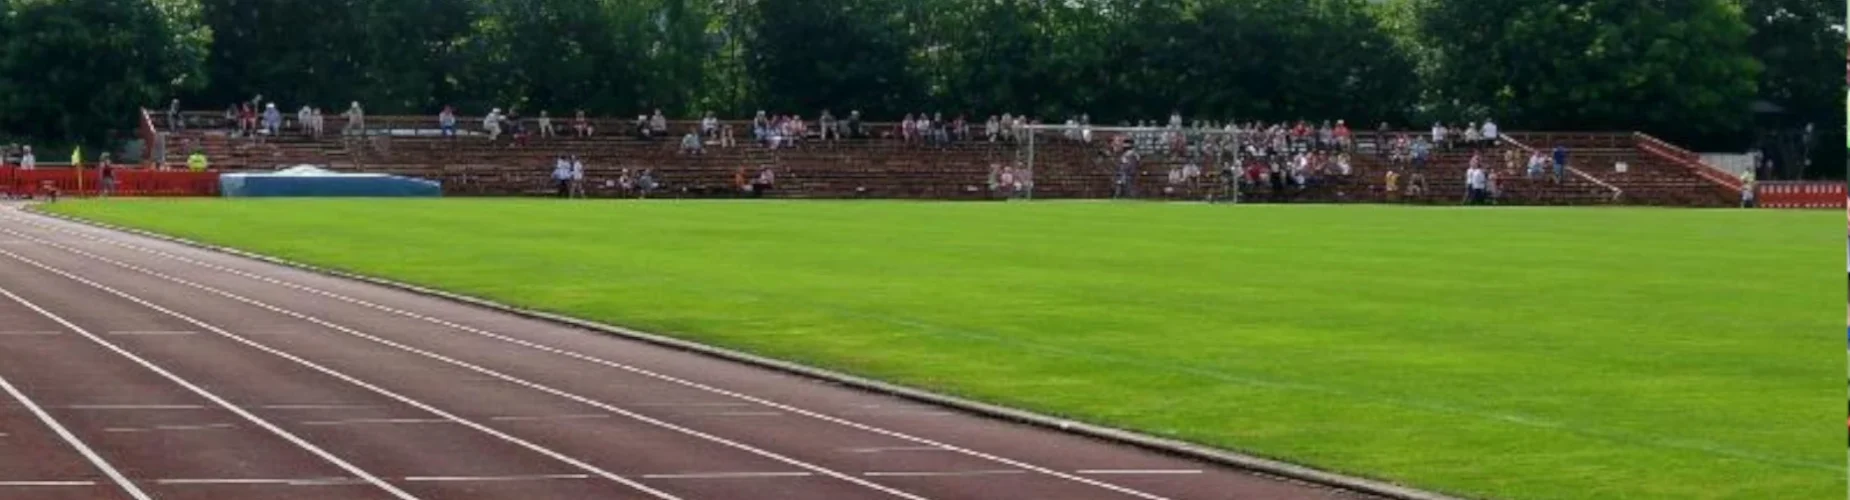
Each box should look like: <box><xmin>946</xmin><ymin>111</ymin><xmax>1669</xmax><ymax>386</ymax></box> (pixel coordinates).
<box><xmin>0</xmin><ymin>0</ymin><xmax>1841</xmax><ymax>163</ymax></box>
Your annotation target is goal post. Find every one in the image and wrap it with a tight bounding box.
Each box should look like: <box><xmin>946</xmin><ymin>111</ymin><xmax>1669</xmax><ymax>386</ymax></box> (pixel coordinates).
<box><xmin>1016</xmin><ymin>124</ymin><xmax>1248</xmax><ymax>202</ymax></box>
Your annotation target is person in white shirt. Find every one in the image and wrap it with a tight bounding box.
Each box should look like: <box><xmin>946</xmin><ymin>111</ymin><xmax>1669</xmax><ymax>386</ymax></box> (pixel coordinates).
<box><xmin>1481</xmin><ymin>120</ymin><xmax>1498</xmax><ymax>144</ymax></box>
<box><xmin>19</xmin><ymin>146</ymin><xmax>34</xmax><ymax>170</ymax></box>
<box><xmin>484</xmin><ymin>109</ymin><xmax>503</xmax><ymax>141</ymax></box>
<box><xmin>1465</xmin><ymin>165</ymin><xmax>1487</xmax><ymax>205</ymax></box>
<box><xmin>649</xmin><ymin>109</ymin><xmax>667</xmax><ymax>138</ymax></box>
<box><xmin>701</xmin><ymin>112</ymin><xmax>719</xmax><ymax>138</ymax></box>
<box><xmin>538</xmin><ymin>111</ymin><xmax>555</xmax><ymax>138</ymax></box>
<box><xmin>570</xmin><ymin>156</ymin><xmax>586</xmax><ymax>198</ymax></box>
<box><xmin>1431</xmin><ymin>122</ymin><xmax>1446</xmax><ymax>149</ymax></box>
<box><xmin>343</xmin><ymin>102</ymin><xmax>365</xmax><ymax>135</ymax></box>
<box><xmin>262</xmin><ymin>103</ymin><xmax>283</xmax><ymax>137</ymax></box>
<box><xmin>298</xmin><ymin>105</ymin><xmax>313</xmax><ymax>134</ymax></box>
<box><xmin>551</xmin><ymin>156</ymin><xmax>571</xmax><ymax>198</ymax></box>
<box><xmin>681</xmin><ymin>129</ymin><xmax>703</xmax><ymax>155</ymax></box>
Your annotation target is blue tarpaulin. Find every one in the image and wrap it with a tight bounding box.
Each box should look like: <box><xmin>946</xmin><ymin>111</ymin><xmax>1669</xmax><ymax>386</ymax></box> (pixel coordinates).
<box><xmin>220</xmin><ymin>166</ymin><xmax>440</xmax><ymax>198</ymax></box>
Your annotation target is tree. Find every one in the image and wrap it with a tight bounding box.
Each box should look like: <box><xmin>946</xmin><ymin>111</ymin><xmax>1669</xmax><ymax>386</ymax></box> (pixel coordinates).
<box><xmin>0</xmin><ymin>0</ymin><xmax>208</xmax><ymax>146</ymax></box>
<box><xmin>745</xmin><ymin>0</ymin><xmax>924</xmax><ymax>116</ymax></box>
<box><xmin>1419</xmin><ymin>0</ymin><xmax>1761</xmax><ymax>145</ymax></box>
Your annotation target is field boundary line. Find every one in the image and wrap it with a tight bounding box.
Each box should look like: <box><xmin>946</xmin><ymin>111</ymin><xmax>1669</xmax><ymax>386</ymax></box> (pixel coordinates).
<box><xmin>25</xmin><ymin>205</ymin><xmax>1467</xmax><ymax>500</ymax></box>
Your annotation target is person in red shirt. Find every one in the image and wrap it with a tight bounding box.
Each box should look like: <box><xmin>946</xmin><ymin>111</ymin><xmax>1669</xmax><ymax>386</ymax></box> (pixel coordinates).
<box><xmin>1333</xmin><ymin>120</ymin><xmax>1351</xmax><ymax>152</ymax></box>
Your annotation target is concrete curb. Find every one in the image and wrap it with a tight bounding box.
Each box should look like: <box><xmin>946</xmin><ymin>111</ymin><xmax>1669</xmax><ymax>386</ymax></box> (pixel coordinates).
<box><xmin>27</xmin><ymin>205</ymin><xmax>1467</xmax><ymax>500</ymax></box>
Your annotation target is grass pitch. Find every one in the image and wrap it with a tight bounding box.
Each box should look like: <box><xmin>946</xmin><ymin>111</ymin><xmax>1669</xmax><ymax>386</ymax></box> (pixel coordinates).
<box><xmin>44</xmin><ymin>199</ymin><xmax>1839</xmax><ymax>500</ymax></box>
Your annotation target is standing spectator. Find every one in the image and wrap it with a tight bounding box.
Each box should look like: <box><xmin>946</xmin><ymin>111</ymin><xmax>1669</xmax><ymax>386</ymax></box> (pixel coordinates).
<box><xmin>262</xmin><ymin>103</ymin><xmax>282</xmax><ymax>137</ymax></box>
<box><xmin>1411</xmin><ymin>136</ymin><xmax>1431</xmax><ymax>171</ymax></box>
<box><xmin>1502</xmin><ymin>148</ymin><xmax>1518</xmax><ymax>174</ymax></box>
<box><xmin>1334</xmin><ymin>120</ymin><xmax>1351</xmax><ymax>152</ymax></box>
<box><xmin>649</xmin><ymin>109</ymin><xmax>667</xmax><ymax>138</ymax></box>
<box><xmin>167</xmin><ymin>99</ymin><xmax>183</xmax><ymax>131</ymax></box>
<box><xmin>343</xmin><ymin>102</ymin><xmax>365</xmax><ymax>136</ymax></box>
<box><xmin>1385</xmin><ymin>169</ymin><xmax>1400</xmax><ymax>202</ymax></box>
<box><xmin>238</xmin><ymin>103</ymin><xmax>256</xmax><ymax>137</ymax></box>
<box><xmin>298</xmin><ymin>105</ymin><xmax>313</xmax><ymax>134</ymax></box>
<box><xmin>1739</xmin><ymin>168</ymin><xmax>1757</xmax><ymax>208</ymax></box>
<box><xmin>819</xmin><ymin>110</ymin><xmax>837</xmax><ymax>141</ymax></box>
<box><xmin>1431</xmin><ymin>122</ymin><xmax>1447</xmax><ymax>150</ymax></box>
<box><xmin>18</xmin><ymin>146</ymin><xmax>33</xmax><ymax>170</ymax></box>
<box><xmin>1376</xmin><ymin>122</ymin><xmax>1391</xmax><ymax>153</ymax></box>
<box><xmin>439</xmin><ymin>106</ymin><xmax>457</xmax><ymax>137</ymax></box>
<box><xmin>1551</xmin><ymin>145</ymin><xmax>1569</xmax><ymax>182</ymax></box>
<box><xmin>1527</xmin><ymin>151</ymin><xmax>1545</xmax><ymax>179</ymax></box>
<box><xmin>1463</xmin><ymin>122</ymin><xmax>1482</xmax><ymax>149</ymax></box>
<box><xmin>574</xmin><ymin>110</ymin><xmax>594</xmax><ymax>137</ymax></box>
<box><xmin>617</xmin><ymin>168</ymin><xmax>634</xmax><ymax>195</ymax></box>
<box><xmin>1115</xmin><ymin>147</ymin><xmax>1139</xmax><ymax>199</ymax></box>
<box><xmin>310</xmin><ymin>107</ymin><xmax>325</xmax><ymax>138</ymax></box>
<box><xmin>1481</xmin><ymin>119</ymin><xmax>1499</xmax><ymax>146</ymax></box>
<box><xmin>901</xmin><ymin>114</ymin><xmax>917</xmax><ymax>144</ymax></box>
<box><xmin>538</xmin><ymin>110</ymin><xmax>555</xmax><ymax>138</ymax></box>
<box><xmin>551</xmin><ymin>156</ymin><xmax>571</xmax><ymax>198</ymax></box>
<box><xmin>98</xmin><ymin>153</ymin><xmax>116</xmax><ymax>197</ymax></box>
<box><xmin>570</xmin><ymin>155</ymin><xmax>586</xmax><ymax>198</ymax></box>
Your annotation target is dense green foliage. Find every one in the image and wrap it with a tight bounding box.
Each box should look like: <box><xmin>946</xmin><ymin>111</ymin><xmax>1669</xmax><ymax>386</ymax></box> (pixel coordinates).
<box><xmin>47</xmin><ymin>199</ymin><xmax>1838</xmax><ymax>500</ymax></box>
<box><xmin>0</xmin><ymin>0</ymin><xmax>1841</xmax><ymax>151</ymax></box>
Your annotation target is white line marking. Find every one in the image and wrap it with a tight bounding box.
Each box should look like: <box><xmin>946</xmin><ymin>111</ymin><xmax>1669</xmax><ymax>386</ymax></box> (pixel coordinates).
<box><xmin>261</xmin><ymin>404</ymin><xmax>381</xmax><ymax>410</ymax></box>
<box><xmin>3</xmin><ymin>221</ymin><xmax>1184</xmax><ymax>496</ymax></box>
<box><xmin>107</xmin><ymin>331</ymin><xmax>196</xmax><ymax>336</ymax></box>
<box><xmin>636</xmin><ymin>402</ymin><xmax>752</xmax><ymax>408</ymax></box>
<box><xmin>0</xmin><ymin>330</ymin><xmax>59</xmax><ymax>336</ymax></box>
<box><xmin>0</xmin><ymin>480</ymin><xmax>98</xmax><ymax>487</ymax></box>
<box><xmin>640</xmin><ymin>472</ymin><xmax>814</xmax><ymax>480</ymax></box>
<box><xmin>104</xmin><ymin>423</ymin><xmax>237</xmax><ymax>433</ymax></box>
<box><xmin>843</xmin><ymin>446</ymin><xmax>947</xmax><ymax>454</ymax></box>
<box><xmin>864</xmin><ymin>470</ymin><xmax>1027</xmax><ymax>478</ymax></box>
<box><xmin>402</xmin><ymin>474</ymin><xmax>590</xmax><ymax>482</ymax></box>
<box><xmin>6</xmin><ymin>220</ymin><xmax>1178</xmax><ymax>499</ymax></box>
<box><xmin>62</xmin><ymin>404</ymin><xmax>207</xmax><ymax>410</ymax></box>
<box><xmin>0</xmin><ymin>242</ymin><xmax>929</xmax><ymax>500</ymax></box>
<box><xmin>0</xmin><ymin>248</ymin><xmax>682</xmax><ymax>500</ymax></box>
<box><xmin>848</xmin><ymin>410</ymin><xmax>954</xmax><ymax>417</ymax></box>
<box><xmin>0</xmin><ymin>349</ymin><xmax>151</xmax><ymax>499</ymax></box>
<box><xmin>0</xmin><ymin>283</ymin><xmax>416</xmax><ymax>500</ymax></box>
<box><xmin>300</xmin><ymin>418</ymin><xmax>453</xmax><ymax>426</ymax></box>
<box><xmin>1075</xmin><ymin>469</ymin><xmax>1204</xmax><ymax>475</ymax></box>
<box><xmin>692</xmin><ymin>411</ymin><xmax>783</xmax><ymax>417</ymax></box>
<box><xmin>487</xmin><ymin>414</ymin><xmax>610</xmax><ymax>422</ymax></box>
<box><xmin>155</xmin><ymin>477</ymin><xmax>364</xmax><ymax>486</ymax></box>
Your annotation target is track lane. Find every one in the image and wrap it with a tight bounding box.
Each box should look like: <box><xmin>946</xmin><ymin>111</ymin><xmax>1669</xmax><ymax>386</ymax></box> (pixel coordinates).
<box><xmin>0</xmin><ymin>208</ymin><xmax>1379</xmax><ymax>500</ymax></box>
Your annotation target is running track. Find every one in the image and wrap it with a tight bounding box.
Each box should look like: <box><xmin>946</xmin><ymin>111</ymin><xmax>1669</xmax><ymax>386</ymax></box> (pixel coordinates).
<box><xmin>0</xmin><ymin>205</ymin><xmax>1375</xmax><ymax>500</ymax></box>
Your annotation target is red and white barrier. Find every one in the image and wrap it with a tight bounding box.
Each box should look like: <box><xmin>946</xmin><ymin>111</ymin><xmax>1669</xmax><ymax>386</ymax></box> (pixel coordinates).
<box><xmin>1754</xmin><ymin>182</ymin><xmax>1845</xmax><ymax>209</ymax></box>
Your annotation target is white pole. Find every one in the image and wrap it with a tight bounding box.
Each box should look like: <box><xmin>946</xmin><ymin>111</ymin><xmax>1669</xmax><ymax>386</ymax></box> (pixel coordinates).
<box><xmin>1025</xmin><ymin>130</ymin><xmax>1035</xmax><ymax>201</ymax></box>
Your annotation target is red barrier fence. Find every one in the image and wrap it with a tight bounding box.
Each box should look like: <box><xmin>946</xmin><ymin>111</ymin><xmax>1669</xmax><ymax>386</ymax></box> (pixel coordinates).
<box><xmin>0</xmin><ymin>168</ymin><xmax>219</xmax><ymax>197</ymax></box>
<box><xmin>1754</xmin><ymin>181</ymin><xmax>1844</xmax><ymax>209</ymax></box>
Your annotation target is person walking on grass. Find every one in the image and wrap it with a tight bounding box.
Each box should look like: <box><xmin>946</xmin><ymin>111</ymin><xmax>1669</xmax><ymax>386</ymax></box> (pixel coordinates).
<box><xmin>551</xmin><ymin>156</ymin><xmax>571</xmax><ymax>198</ymax></box>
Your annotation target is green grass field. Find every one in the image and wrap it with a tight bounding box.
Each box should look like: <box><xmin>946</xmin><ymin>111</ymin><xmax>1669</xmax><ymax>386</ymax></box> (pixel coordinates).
<box><xmin>42</xmin><ymin>199</ymin><xmax>1839</xmax><ymax>500</ymax></box>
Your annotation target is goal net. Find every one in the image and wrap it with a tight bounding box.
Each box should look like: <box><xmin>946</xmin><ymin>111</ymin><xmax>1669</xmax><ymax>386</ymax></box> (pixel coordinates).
<box><xmin>1014</xmin><ymin>124</ymin><xmax>1249</xmax><ymax>202</ymax></box>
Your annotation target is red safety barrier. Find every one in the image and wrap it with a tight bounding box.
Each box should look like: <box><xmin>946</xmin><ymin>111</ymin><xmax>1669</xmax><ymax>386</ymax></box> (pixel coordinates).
<box><xmin>1754</xmin><ymin>181</ymin><xmax>1845</xmax><ymax>209</ymax></box>
<box><xmin>0</xmin><ymin>167</ymin><xmax>219</xmax><ymax>198</ymax></box>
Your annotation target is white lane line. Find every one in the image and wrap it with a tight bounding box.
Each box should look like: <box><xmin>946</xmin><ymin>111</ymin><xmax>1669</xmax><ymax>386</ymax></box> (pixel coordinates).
<box><xmin>261</xmin><ymin>404</ymin><xmax>381</xmax><ymax>410</ymax></box>
<box><xmin>843</xmin><ymin>446</ymin><xmax>947</xmax><ymax>454</ymax></box>
<box><xmin>0</xmin><ymin>346</ymin><xmax>151</xmax><ymax>499</ymax></box>
<box><xmin>692</xmin><ymin>411</ymin><xmax>783</xmax><ymax>417</ymax></box>
<box><xmin>1075</xmin><ymin>469</ymin><xmax>1204</xmax><ymax>475</ymax></box>
<box><xmin>11</xmin><ymin>220</ymin><xmax>1177</xmax><ymax>499</ymax></box>
<box><xmin>864</xmin><ymin>470</ymin><xmax>1027</xmax><ymax>478</ymax></box>
<box><xmin>0</xmin><ymin>247</ymin><xmax>681</xmax><ymax>500</ymax></box>
<box><xmin>640</xmin><ymin>472</ymin><xmax>814</xmax><ymax>480</ymax></box>
<box><xmin>155</xmin><ymin>477</ymin><xmax>362</xmax><ymax>486</ymax></box>
<box><xmin>487</xmin><ymin>414</ymin><xmax>610</xmax><ymax>422</ymax></box>
<box><xmin>0</xmin><ymin>282</ymin><xmax>417</xmax><ymax>500</ymax></box>
<box><xmin>104</xmin><ymin>423</ymin><xmax>237</xmax><ymax>433</ymax></box>
<box><xmin>107</xmin><ymin>330</ymin><xmax>196</xmax><ymax>336</ymax></box>
<box><xmin>637</xmin><ymin>402</ymin><xmax>752</xmax><ymax>408</ymax></box>
<box><xmin>62</xmin><ymin>404</ymin><xmax>207</xmax><ymax>410</ymax></box>
<box><xmin>300</xmin><ymin>418</ymin><xmax>454</xmax><ymax>426</ymax></box>
<box><xmin>0</xmin><ymin>330</ymin><xmax>60</xmax><ymax>336</ymax></box>
<box><xmin>402</xmin><ymin>474</ymin><xmax>590</xmax><ymax>482</ymax></box>
<box><xmin>0</xmin><ymin>480</ymin><xmax>99</xmax><ymax>487</ymax></box>
<box><xmin>5</xmin><ymin>239</ymin><xmax>933</xmax><ymax>500</ymax></box>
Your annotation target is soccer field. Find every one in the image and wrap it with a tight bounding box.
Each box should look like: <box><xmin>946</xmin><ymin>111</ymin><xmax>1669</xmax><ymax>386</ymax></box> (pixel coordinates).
<box><xmin>41</xmin><ymin>199</ymin><xmax>1838</xmax><ymax>500</ymax></box>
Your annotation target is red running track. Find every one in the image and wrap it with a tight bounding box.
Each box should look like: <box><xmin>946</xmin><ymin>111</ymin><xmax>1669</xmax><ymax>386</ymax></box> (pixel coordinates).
<box><xmin>0</xmin><ymin>204</ymin><xmax>1377</xmax><ymax>500</ymax></box>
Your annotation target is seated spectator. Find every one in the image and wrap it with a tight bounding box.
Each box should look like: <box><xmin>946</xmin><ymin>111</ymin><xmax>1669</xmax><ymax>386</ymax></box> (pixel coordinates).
<box><xmin>223</xmin><ymin>105</ymin><xmax>238</xmax><ymax>130</ymax></box>
<box><xmin>262</xmin><ymin>103</ymin><xmax>282</xmax><ymax>137</ymax></box>
<box><xmin>637</xmin><ymin>169</ymin><xmax>658</xmax><ymax>198</ymax></box>
<box><xmin>1481</xmin><ymin>119</ymin><xmax>1499</xmax><ymax>146</ymax></box>
<box><xmin>999</xmin><ymin>113</ymin><xmax>1015</xmax><ymax>142</ymax></box>
<box><xmin>1337</xmin><ymin>153</ymin><xmax>1352</xmax><ymax>176</ymax></box>
<box><xmin>649</xmin><ymin>109</ymin><xmax>667</xmax><ymax>138</ymax></box>
<box><xmin>617</xmin><ymin>168</ymin><xmax>634</xmax><ymax>194</ymax></box>
<box><xmin>1431</xmin><ymin>122</ymin><xmax>1447</xmax><ymax>150</ymax></box>
<box><xmin>298</xmin><ymin>105</ymin><xmax>313</xmax><ymax>134</ymax></box>
<box><xmin>343</xmin><ymin>102</ymin><xmax>365</xmax><ymax>135</ymax></box>
<box><xmin>309</xmin><ymin>107</ymin><xmax>324</xmax><ymax>138</ymax></box>
<box><xmin>681</xmin><ymin>128</ymin><xmax>703</xmax><ymax>155</ymax></box>
<box><xmin>720</xmin><ymin>124</ymin><xmax>736</xmax><ymax>148</ymax></box>
<box><xmin>574</xmin><ymin>110</ymin><xmax>594</xmax><ymax>137</ymax></box>
<box><xmin>439</xmin><ymin>106</ymin><xmax>457</xmax><ymax>137</ymax></box>
<box><xmin>1527</xmin><ymin>152</ymin><xmax>1545</xmax><ymax>178</ymax></box>
<box><xmin>1464</xmin><ymin>122</ymin><xmax>1482</xmax><ymax>148</ymax></box>
<box><xmin>483</xmin><ymin>108</ymin><xmax>503</xmax><ymax>141</ymax></box>
<box><xmin>751</xmin><ymin>166</ymin><xmax>774</xmax><ymax>197</ymax></box>
<box><xmin>985</xmin><ymin>115</ymin><xmax>1000</xmax><ymax>142</ymax></box>
<box><xmin>752</xmin><ymin>110</ymin><xmax>770</xmax><ymax>141</ymax></box>
<box><xmin>507</xmin><ymin>108</ymin><xmax>528</xmax><ymax>147</ymax></box>
<box><xmin>634</xmin><ymin>114</ymin><xmax>650</xmax><ymax>138</ymax></box>
<box><xmin>701</xmin><ymin>112</ymin><xmax>719</xmax><ymax>138</ymax></box>
<box><xmin>538</xmin><ymin>110</ymin><xmax>555</xmax><ymax>138</ymax></box>
<box><xmin>239</xmin><ymin>103</ymin><xmax>256</xmax><ymax>137</ymax></box>
<box><xmin>846</xmin><ymin>110</ymin><xmax>863</xmax><ymax>138</ymax></box>
<box><xmin>1334</xmin><ymin>120</ymin><xmax>1351</xmax><ymax>151</ymax></box>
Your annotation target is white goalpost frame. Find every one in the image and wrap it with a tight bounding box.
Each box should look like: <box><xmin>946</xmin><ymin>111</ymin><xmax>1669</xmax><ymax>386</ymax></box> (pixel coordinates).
<box><xmin>1017</xmin><ymin>124</ymin><xmax>1247</xmax><ymax>201</ymax></box>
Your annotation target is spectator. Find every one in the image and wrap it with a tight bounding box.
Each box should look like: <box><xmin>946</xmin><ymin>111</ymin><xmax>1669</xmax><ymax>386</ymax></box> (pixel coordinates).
<box><xmin>681</xmin><ymin>128</ymin><xmax>703</xmax><ymax>155</ymax></box>
<box><xmin>98</xmin><ymin>153</ymin><xmax>116</xmax><ymax>197</ymax></box>
<box><xmin>1376</xmin><ymin>122</ymin><xmax>1391</xmax><ymax>152</ymax></box>
<box><xmin>953</xmin><ymin>114</ymin><xmax>969</xmax><ymax>142</ymax></box>
<box><xmin>819</xmin><ymin>110</ymin><xmax>837</xmax><ymax>141</ymax></box>
<box><xmin>298</xmin><ymin>105</ymin><xmax>313</xmax><ymax>134</ymax></box>
<box><xmin>570</xmin><ymin>155</ymin><xmax>586</xmax><ymax>198</ymax></box>
<box><xmin>1385</xmin><ymin>169</ymin><xmax>1400</xmax><ymax>201</ymax></box>
<box><xmin>1527</xmin><ymin>151</ymin><xmax>1545</xmax><ymax>179</ymax></box>
<box><xmin>309</xmin><ymin>107</ymin><xmax>325</xmax><ymax>138</ymax></box>
<box><xmin>752</xmin><ymin>110</ymin><xmax>770</xmax><ymax>141</ymax></box>
<box><xmin>617</xmin><ymin>168</ymin><xmax>634</xmax><ymax>194</ymax></box>
<box><xmin>551</xmin><ymin>156</ymin><xmax>571</xmax><ymax>198</ymax></box>
<box><xmin>752</xmin><ymin>166</ymin><xmax>775</xmax><ymax>198</ymax></box>
<box><xmin>649</xmin><ymin>109</ymin><xmax>667</xmax><ymax>138</ymax></box>
<box><xmin>1317</xmin><ymin>121</ymin><xmax>1334</xmax><ymax>151</ymax></box>
<box><xmin>637</xmin><ymin>169</ymin><xmax>657</xmax><ymax>198</ymax></box>
<box><xmin>1411</xmin><ymin>136</ymin><xmax>1431</xmax><ymax>170</ymax></box>
<box><xmin>19</xmin><ymin>146</ymin><xmax>34</xmax><ymax>170</ymax></box>
<box><xmin>343</xmin><ymin>102</ymin><xmax>365</xmax><ymax>135</ymax></box>
<box><xmin>439</xmin><ymin>106</ymin><xmax>457</xmax><ymax>137</ymax></box>
<box><xmin>508</xmin><ymin>108</ymin><xmax>529</xmax><ymax>147</ymax></box>
<box><xmin>985</xmin><ymin>115</ymin><xmax>1000</xmax><ymax>142</ymax></box>
<box><xmin>1334</xmin><ymin>120</ymin><xmax>1351</xmax><ymax>151</ymax></box>
<box><xmin>720</xmin><ymin>124</ymin><xmax>736</xmax><ymax>148</ymax></box>
<box><xmin>1551</xmin><ymin>145</ymin><xmax>1569</xmax><ymax>182</ymax></box>
<box><xmin>262</xmin><ymin>103</ymin><xmax>282</xmax><ymax>137</ymax></box>
<box><xmin>1431</xmin><ymin>122</ymin><xmax>1446</xmax><ymax>150</ymax></box>
<box><xmin>1336</xmin><ymin>153</ymin><xmax>1352</xmax><ymax>177</ymax></box>
<box><xmin>1739</xmin><ymin>168</ymin><xmax>1756</xmax><ymax>208</ymax></box>
<box><xmin>701</xmin><ymin>112</ymin><xmax>719</xmax><ymax>138</ymax></box>
<box><xmin>846</xmin><ymin>110</ymin><xmax>864</xmax><ymax>138</ymax></box>
<box><xmin>483</xmin><ymin>108</ymin><xmax>503</xmax><ymax>141</ymax></box>
<box><xmin>1481</xmin><ymin>119</ymin><xmax>1499</xmax><ymax>145</ymax></box>
<box><xmin>574</xmin><ymin>110</ymin><xmax>594</xmax><ymax>137</ymax></box>
<box><xmin>1502</xmin><ymin>147</ymin><xmax>1518</xmax><ymax>173</ymax></box>
<box><xmin>167</xmin><ymin>99</ymin><xmax>183</xmax><ymax>131</ymax></box>
<box><xmin>1486</xmin><ymin>168</ymin><xmax>1500</xmax><ymax>204</ymax></box>
<box><xmin>239</xmin><ymin>103</ymin><xmax>256</xmax><ymax>137</ymax></box>
<box><xmin>901</xmin><ymin>113</ymin><xmax>917</xmax><ymax>144</ymax></box>
<box><xmin>538</xmin><ymin>110</ymin><xmax>555</xmax><ymax>138</ymax></box>
<box><xmin>1465</xmin><ymin>161</ymin><xmax>1486</xmax><ymax>205</ymax></box>
<box><xmin>1168</xmin><ymin>111</ymin><xmax>1182</xmax><ymax>129</ymax></box>
<box><xmin>1463</xmin><ymin>122</ymin><xmax>1482</xmax><ymax>149</ymax></box>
